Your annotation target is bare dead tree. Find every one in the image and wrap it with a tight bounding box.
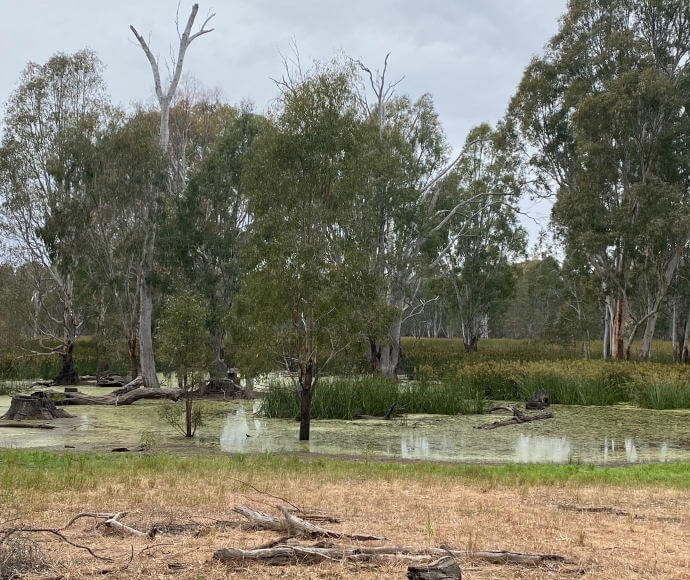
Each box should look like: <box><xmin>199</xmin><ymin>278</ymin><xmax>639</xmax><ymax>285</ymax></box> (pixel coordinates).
<box><xmin>129</xmin><ymin>3</ymin><xmax>215</xmax><ymax>387</ymax></box>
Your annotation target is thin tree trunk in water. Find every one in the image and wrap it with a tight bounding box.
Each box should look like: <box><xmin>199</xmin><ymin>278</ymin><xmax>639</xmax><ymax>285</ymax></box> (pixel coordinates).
<box><xmin>367</xmin><ymin>338</ymin><xmax>381</xmax><ymax>373</ymax></box>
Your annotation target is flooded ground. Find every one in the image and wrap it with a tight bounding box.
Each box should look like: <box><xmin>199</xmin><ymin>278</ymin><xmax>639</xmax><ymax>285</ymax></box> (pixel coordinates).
<box><xmin>1</xmin><ymin>385</ymin><xmax>688</xmax><ymax>464</ymax></box>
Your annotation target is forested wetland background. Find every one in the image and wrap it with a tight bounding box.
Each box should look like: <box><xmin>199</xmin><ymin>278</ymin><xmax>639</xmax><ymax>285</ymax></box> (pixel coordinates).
<box><xmin>1</xmin><ymin>0</ymin><xmax>690</xmax><ymax>578</ymax></box>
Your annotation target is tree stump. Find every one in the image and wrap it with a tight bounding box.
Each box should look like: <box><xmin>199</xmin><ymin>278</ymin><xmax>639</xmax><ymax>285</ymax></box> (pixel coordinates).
<box><xmin>407</xmin><ymin>556</ymin><xmax>461</xmax><ymax>579</ymax></box>
<box><xmin>526</xmin><ymin>388</ymin><xmax>549</xmax><ymax>410</ymax></box>
<box><xmin>1</xmin><ymin>392</ymin><xmax>73</xmax><ymax>420</ymax></box>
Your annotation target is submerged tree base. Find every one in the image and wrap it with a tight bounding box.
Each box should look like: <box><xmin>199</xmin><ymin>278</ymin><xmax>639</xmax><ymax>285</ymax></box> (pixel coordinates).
<box><xmin>1</xmin><ymin>392</ymin><xmax>73</xmax><ymax>421</ymax></box>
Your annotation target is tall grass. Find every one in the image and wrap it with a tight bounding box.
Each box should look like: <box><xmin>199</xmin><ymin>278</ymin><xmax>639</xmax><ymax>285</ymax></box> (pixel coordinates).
<box><xmin>261</xmin><ymin>374</ymin><xmax>484</xmax><ymax>419</ymax></box>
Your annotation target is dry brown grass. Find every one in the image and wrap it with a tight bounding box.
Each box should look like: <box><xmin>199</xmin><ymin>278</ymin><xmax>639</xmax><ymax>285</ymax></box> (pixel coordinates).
<box><xmin>3</xmin><ymin>468</ymin><xmax>689</xmax><ymax>579</ymax></box>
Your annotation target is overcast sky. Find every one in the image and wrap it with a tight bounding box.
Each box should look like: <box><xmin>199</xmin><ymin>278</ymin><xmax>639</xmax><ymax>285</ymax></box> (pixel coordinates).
<box><xmin>0</xmin><ymin>0</ymin><xmax>567</xmax><ymax>242</ymax></box>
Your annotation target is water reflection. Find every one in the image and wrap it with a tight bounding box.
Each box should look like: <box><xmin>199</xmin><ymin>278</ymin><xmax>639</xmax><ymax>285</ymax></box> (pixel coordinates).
<box><xmin>515</xmin><ymin>434</ymin><xmax>572</xmax><ymax>463</ymax></box>
<box><xmin>217</xmin><ymin>406</ymin><xmax>684</xmax><ymax>464</ymax></box>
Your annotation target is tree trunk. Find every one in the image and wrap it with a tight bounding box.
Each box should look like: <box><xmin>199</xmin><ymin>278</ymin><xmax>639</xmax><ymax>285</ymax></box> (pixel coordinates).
<box><xmin>603</xmin><ymin>297</ymin><xmax>612</xmax><ymax>360</ymax></box>
<box><xmin>639</xmin><ymin>310</ymin><xmax>659</xmax><ymax>360</ymax></box>
<box><xmin>682</xmin><ymin>303</ymin><xmax>690</xmax><ymax>364</ymax></box>
<box><xmin>128</xmin><ymin>335</ymin><xmax>139</xmax><ymax>379</ymax></box>
<box><xmin>138</xmin><ymin>229</ymin><xmax>160</xmax><ymax>388</ymax></box>
<box><xmin>211</xmin><ymin>328</ymin><xmax>228</xmax><ymax>379</ymax></box>
<box><xmin>380</xmin><ymin>313</ymin><xmax>403</xmax><ymax>376</ymax></box>
<box><xmin>299</xmin><ymin>386</ymin><xmax>312</xmax><ymax>441</ymax></box>
<box><xmin>671</xmin><ymin>300</ymin><xmax>678</xmax><ymax>361</ymax></box>
<box><xmin>54</xmin><ymin>341</ymin><xmax>79</xmax><ymax>385</ymax></box>
<box><xmin>185</xmin><ymin>393</ymin><xmax>193</xmax><ymax>438</ymax></box>
<box><xmin>463</xmin><ymin>335</ymin><xmax>478</xmax><ymax>353</ymax></box>
<box><xmin>611</xmin><ymin>297</ymin><xmax>625</xmax><ymax>360</ymax></box>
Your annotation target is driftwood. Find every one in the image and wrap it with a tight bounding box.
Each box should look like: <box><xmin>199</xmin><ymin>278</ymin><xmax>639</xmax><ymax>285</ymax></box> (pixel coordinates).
<box><xmin>356</xmin><ymin>402</ymin><xmax>400</xmax><ymax>420</ymax></box>
<box><xmin>1</xmin><ymin>391</ymin><xmax>73</xmax><ymax>420</ymax></box>
<box><xmin>475</xmin><ymin>405</ymin><xmax>553</xmax><ymax>430</ymax></box>
<box><xmin>64</xmin><ymin>512</ymin><xmax>145</xmax><ymax>537</ymax></box>
<box><xmin>408</xmin><ymin>555</ymin><xmax>461</xmax><ymax>579</ymax></box>
<box><xmin>53</xmin><ymin>377</ymin><xmax>181</xmax><ymax>406</ymax></box>
<box><xmin>232</xmin><ymin>505</ymin><xmax>386</xmax><ymax>541</ymax></box>
<box><xmin>0</xmin><ymin>421</ymin><xmax>56</xmax><ymax>429</ymax></box>
<box><xmin>214</xmin><ymin>543</ymin><xmax>566</xmax><ymax>566</ymax></box>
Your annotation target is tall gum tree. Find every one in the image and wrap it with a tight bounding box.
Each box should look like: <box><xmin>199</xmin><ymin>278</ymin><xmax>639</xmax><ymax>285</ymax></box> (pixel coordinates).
<box><xmin>510</xmin><ymin>0</ymin><xmax>690</xmax><ymax>359</ymax></box>
<box><xmin>0</xmin><ymin>50</ymin><xmax>109</xmax><ymax>383</ymax></box>
<box><xmin>130</xmin><ymin>3</ymin><xmax>215</xmax><ymax>387</ymax></box>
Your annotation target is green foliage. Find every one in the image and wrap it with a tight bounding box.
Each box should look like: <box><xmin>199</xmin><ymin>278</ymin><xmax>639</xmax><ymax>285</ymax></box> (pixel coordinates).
<box><xmin>158</xmin><ymin>400</ymin><xmax>206</xmax><ymax>437</ymax></box>
<box><xmin>156</xmin><ymin>289</ymin><xmax>212</xmax><ymax>386</ymax></box>
<box><xmin>261</xmin><ymin>374</ymin><xmax>484</xmax><ymax>419</ymax></box>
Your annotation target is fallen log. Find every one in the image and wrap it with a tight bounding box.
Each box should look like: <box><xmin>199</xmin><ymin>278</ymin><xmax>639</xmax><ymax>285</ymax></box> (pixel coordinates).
<box><xmin>408</xmin><ymin>555</ymin><xmax>461</xmax><ymax>579</ymax></box>
<box><xmin>214</xmin><ymin>543</ymin><xmax>566</xmax><ymax>566</ymax></box>
<box><xmin>475</xmin><ymin>405</ymin><xmax>553</xmax><ymax>430</ymax></box>
<box><xmin>0</xmin><ymin>421</ymin><xmax>56</xmax><ymax>429</ymax></box>
<box><xmin>53</xmin><ymin>377</ymin><xmax>181</xmax><ymax>406</ymax></box>
<box><xmin>232</xmin><ymin>505</ymin><xmax>386</xmax><ymax>541</ymax></box>
<box><xmin>356</xmin><ymin>403</ymin><xmax>400</xmax><ymax>420</ymax></box>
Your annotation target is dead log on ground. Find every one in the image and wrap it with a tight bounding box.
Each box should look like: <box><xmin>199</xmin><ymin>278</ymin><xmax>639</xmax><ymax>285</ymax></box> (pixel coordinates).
<box><xmin>1</xmin><ymin>391</ymin><xmax>73</xmax><ymax>420</ymax></box>
<box><xmin>232</xmin><ymin>505</ymin><xmax>386</xmax><ymax>541</ymax></box>
<box><xmin>53</xmin><ymin>377</ymin><xmax>181</xmax><ymax>406</ymax></box>
<box><xmin>0</xmin><ymin>421</ymin><xmax>56</xmax><ymax>429</ymax></box>
<box><xmin>475</xmin><ymin>405</ymin><xmax>553</xmax><ymax>430</ymax></box>
<box><xmin>408</xmin><ymin>555</ymin><xmax>461</xmax><ymax>579</ymax></box>
<box><xmin>214</xmin><ymin>543</ymin><xmax>566</xmax><ymax>566</ymax></box>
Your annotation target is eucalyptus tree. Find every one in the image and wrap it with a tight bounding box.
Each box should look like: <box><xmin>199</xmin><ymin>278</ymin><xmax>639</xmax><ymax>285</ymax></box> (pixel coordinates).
<box><xmin>0</xmin><ymin>50</ymin><xmax>109</xmax><ymax>383</ymax></box>
<box><xmin>237</xmin><ymin>62</ymin><xmax>383</xmax><ymax>441</ymax></box>
<box><xmin>438</xmin><ymin>124</ymin><xmax>527</xmax><ymax>351</ymax></box>
<box><xmin>130</xmin><ymin>3</ymin><xmax>215</xmax><ymax>387</ymax></box>
<box><xmin>356</xmin><ymin>59</ymin><xmax>451</xmax><ymax>374</ymax></box>
<box><xmin>161</xmin><ymin>108</ymin><xmax>266</xmax><ymax>379</ymax></box>
<box><xmin>511</xmin><ymin>0</ymin><xmax>690</xmax><ymax>359</ymax></box>
<box><xmin>82</xmin><ymin>110</ymin><xmax>164</xmax><ymax>377</ymax></box>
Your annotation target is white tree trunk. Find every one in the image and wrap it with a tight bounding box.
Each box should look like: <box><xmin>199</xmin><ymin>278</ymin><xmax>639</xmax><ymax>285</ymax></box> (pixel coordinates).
<box><xmin>130</xmin><ymin>4</ymin><xmax>214</xmax><ymax>387</ymax></box>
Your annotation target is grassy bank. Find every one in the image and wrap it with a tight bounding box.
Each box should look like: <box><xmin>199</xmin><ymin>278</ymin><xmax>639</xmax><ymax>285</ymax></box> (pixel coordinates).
<box><xmin>2</xmin><ymin>450</ymin><xmax>689</xmax><ymax>493</ymax></box>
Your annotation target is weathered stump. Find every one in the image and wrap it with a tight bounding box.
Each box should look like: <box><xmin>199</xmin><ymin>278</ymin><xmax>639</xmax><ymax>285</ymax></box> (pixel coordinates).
<box><xmin>526</xmin><ymin>388</ymin><xmax>549</xmax><ymax>410</ymax></box>
<box><xmin>408</xmin><ymin>556</ymin><xmax>462</xmax><ymax>579</ymax></box>
<box><xmin>1</xmin><ymin>392</ymin><xmax>73</xmax><ymax>420</ymax></box>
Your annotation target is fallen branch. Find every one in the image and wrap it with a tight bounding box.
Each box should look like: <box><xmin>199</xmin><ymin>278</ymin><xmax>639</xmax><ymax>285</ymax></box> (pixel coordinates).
<box><xmin>356</xmin><ymin>403</ymin><xmax>400</xmax><ymax>420</ymax></box>
<box><xmin>232</xmin><ymin>505</ymin><xmax>385</xmax><ymax>541</ymax></box>
<box><xmin>214</xmin><ymin>542</ymin><xmax>566</xmax><ymax>566</ymax></box>
<box><xmin>278</xmin><ymin>505</ymin><xmax>386</xmax><ymax>541</ymax></box>
<box><xmin>475</xmin><ymin>406</ymin><xmax>553</xmax><ymax>430</ymax></box>
<box><xmin>0</xmin><ymin>421</ymin><xmax>55</xmax><ymax>429</ymax></box>
<box><xmin>62</xmin><ymin>511</ymin><xmax>146</xmax><ymax>537</ymax></box>
<box><xmin>53</xmin><ymin>377</ymin><xmax>180</xmax><ymax>406</ymax></box>
<box><xmin>1</xmin><ymin>527</ymin><xmax>112</xmax><ymax>562</ymax></box>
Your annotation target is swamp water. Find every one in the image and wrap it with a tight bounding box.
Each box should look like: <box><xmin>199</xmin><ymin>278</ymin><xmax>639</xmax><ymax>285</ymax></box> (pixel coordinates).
<box><xmin>1</xmin><ymin>386</ymin><xmax>688</xmax><ymax>464</ymax></box>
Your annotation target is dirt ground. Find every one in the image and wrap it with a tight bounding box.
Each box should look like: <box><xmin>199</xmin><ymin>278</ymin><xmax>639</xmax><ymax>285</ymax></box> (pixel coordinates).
<box><xmin>2</xmin><ymin>470</ymin><xmax>688</xmax><ymax>579</ymax></box>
